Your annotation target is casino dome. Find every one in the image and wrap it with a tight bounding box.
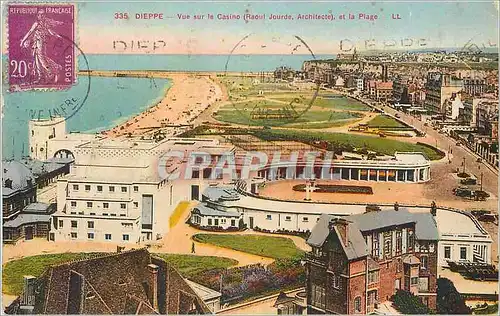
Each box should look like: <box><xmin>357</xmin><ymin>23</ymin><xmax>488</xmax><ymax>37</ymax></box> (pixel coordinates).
<box><xmin>2</xmin><ymin>160</ymin><xmax>35</xmax><ymax>191</ymax></box>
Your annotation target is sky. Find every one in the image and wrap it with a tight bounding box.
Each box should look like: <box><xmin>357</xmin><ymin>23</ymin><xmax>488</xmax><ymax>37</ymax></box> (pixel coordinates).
<box><xmin>3</xmin><ymin>1</ymin><xmax>499</xmax><ymax>54</ymax></box>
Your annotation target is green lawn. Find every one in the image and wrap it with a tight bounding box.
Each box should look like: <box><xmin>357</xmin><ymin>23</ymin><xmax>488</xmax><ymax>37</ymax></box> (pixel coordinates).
<box><xmin>153</xmin><ymin>254</ymin><xmax>237</xmax><ymax>278</ymax></box>
<box><xmin>253</xmin><ymin>129</ymin><xmax>444</xmax><ymax>160</ymax></box>
<box><xmin>2</xmin><ymin>253</ymin><xmax>100</xmax><ymax>295</ymax></box>
<box><xmin>192</xmin><ymin>234</ymin><xmax>305</xmax><ymax>259</ymax></box>
<box><xmin>271</xmin><ymin>95</ymin><xmax>372</xmax><ymax>111</ymax></box>
<box><xmin>2</xmin><ymin>252</ymin><xmax>238</xmax><ymax>295</ymax></box>
<box><xmin>367</xmin><ymin>114</ymin><xmax>407</xmax><ymax>128</ymax></box>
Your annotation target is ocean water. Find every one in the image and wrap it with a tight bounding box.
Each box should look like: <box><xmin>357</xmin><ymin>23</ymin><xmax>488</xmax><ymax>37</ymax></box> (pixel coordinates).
<box><xmin>2</xmin><ymin>54</ymin><xmax>332</xmax><ymax>159</ymax></box>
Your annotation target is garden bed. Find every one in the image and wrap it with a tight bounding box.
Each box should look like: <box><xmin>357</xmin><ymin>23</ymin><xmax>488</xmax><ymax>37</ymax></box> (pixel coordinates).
<box><xmin>189</xmin><ymin>223</ymin><xmax>244</xmax><ymax>232</ymax></box>
<box><xmin>191</xmin><ymin>259</ymin><xmax>305</xmax><ymax>305</ymax></box>
<box><xmin>253</xmin><ymin>226</ymin><xmax>311</xmax><ymax>239</ymax></box>
<box><xmin>293</xmin><ymin>184</ymin><xmax>373</xmax><ymax>194</ymax></box>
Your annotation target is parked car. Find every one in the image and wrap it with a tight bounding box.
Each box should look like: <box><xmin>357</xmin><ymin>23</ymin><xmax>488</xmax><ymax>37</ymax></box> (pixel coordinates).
<box><xmin>395</xmin><ymin>114</ymin><xmax>401</xmax><ymax>118</ymax></box>
<box><xmin>456</xmin><ymin>142</ymin><xmax>461</xmax><ymax>146</ymax></box>
<box><xmin>460</xmin><ymin>178</ymin><xmax>477</xmax><ymax>185</ymax></box>
<box><xmin>471</xmin><ymin>209</ymin><xmax>491</xmax><ymax>217</ymax></box>
<box><xmin>476</xmin><ymin>158</ymin><xmax>482</xmax><ymax>163</ymax></box>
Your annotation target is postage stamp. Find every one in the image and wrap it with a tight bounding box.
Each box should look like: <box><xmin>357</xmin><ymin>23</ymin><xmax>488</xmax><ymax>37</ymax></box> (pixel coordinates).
<box><xmin>7</xmin><ymin>4</ymin><xmax>76</xmax><ymax>91</ymax></box>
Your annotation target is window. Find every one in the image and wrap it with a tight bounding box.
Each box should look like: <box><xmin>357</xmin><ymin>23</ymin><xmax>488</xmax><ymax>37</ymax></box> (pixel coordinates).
<box><xmin>71</xmin><ymin>232</ymin><xmax>77</xmax><ymax>239</ymax></box>
<box><xmin>396</xmin><ymin>258</ymin><xmax>402</xmax><ymax>273</ymax></box>
<box><xmin>103</xmin><ymin>213</ymin><xmax>108</xmax><ymax>216</ymax></box>
<box><xmin>407</xmin><ymin>229</ymin><xmax>415</xmax><ymax>251</ymax></box>
<box><xmin>208</xmin><ymin>219</ymin><xmax>212</xmax><ymax>226</ymax></box>
<box><xmin>71</xmin><ymin>201</ymin><xmax>77</xmax><ymax>207</ymax></box>
<box><xmin>411</xmin><ymin>277</ymin><xmax>418</xmax><ymax>285</ymax></box>
<box><xmin>231</xmin><ymin>219</ymin><xmax>236</xmax><ymax>226</ymax></box>
<box><xmin>123</xmin><ymin>234</ymin><xmax>129</xmax><ymax>241</ymax></box>
<box><xmin>285</xmin><ymin>216</ymin><xmax>291</xmax><ymax>221</ymax></box>
<box><xmin>384</xmin><ymin>232</ymin><xmax>392</xmax><ymax>258</ymax></box>
<box><xmin>97</xmin><ymin>185</ymin><xmax>103</xmax><ymax>192</ymax></box>
<box><xmin>266</xmin><ymin>215</ymin><xmax>272</xmax><ymax>220</ymax></box>
<box><xmin>71</xmin><ymin>221</ymin><xmax>78</xmax><ymax>228</ymax></box>
<box><xmin>396</xmin><ymin>230</ymin><xmax>402</xmax><ymax>254</ymax></box>
<box><xmin>221</xmin><ymin>219</ymin><xmax>226</xmax><ymax>224</ymax></box>
<box><xmin>120</xmin><ymin>214</ymin><xmax>126</xmax><ymax>217</ymax></box>
<box><xmin>444</xmin><ymin>246</ymin><xmax>451</xmax><ymax>259</ymax></box>
<box><xmin>372</xmin><ymin>233</ymin><xmax>379</xmax><ymax>257</ymax></box>
<box><xmin>58</xmin><ymin>220</ymin><xmax>63</xmax><ymax>228</ymax></box>
<box><xmin>109</xmin><ymin>186</ymin><xmax>115</xmax><ymax>192</ymax></box>
<box><xmin>120</xmin><ymin>203</ymin><xmax>126</xmax><ymax>209</ymax></box>
<box><xmin>85</xmin><ymin>185</ymin><xmax>91</xmax><ymax>191</ymax></box>
<box><xmin>121</xmin><ymin>186</ymin><xmax>127</xmax><ymax>192</ymax></box>
<box><xmin>103</xmin><ymin>202</ymin><xmax>109</xmax><ymax>209</ymax></box>
<box><xmin>311</xmin><ymin>284</ymin><xmax>326</xmax><ymax>309</ymax></box>
<box><xmin>303</xmin><ymin>217</ymin><xmax>309</xmax><ymax>222</ymax></box>
<box><xmin>87</xmin><ymin>221</ymin><xmax>94</xmax><ymax>229</ymax></box>
<box><xmin>332</xmin><ymin>273</ymin><xmax>341</xmax><ymax>289</ymax></box>
<box><xmin>73</xmin><ymin>184</ymin><xmax>79</xmax><ymax>191</ymax></box>
<box><xmin>133</xmin><ymin>186</ymin><xmax>139</xmax><ymax>192</ymax></box>
<box><xmin>105</xmin><ymin>234</ymin><xmax>112</xmax><ymax>240</ymax></box>
<box><xmin>420</xmin><ymin>255</ymin><xmax>428</xmax><ymax>270</ymax></box>
<box><xmin>111</xmin><ymin>214</ymin><xmax>117</xmax><ymax>217</ymax></box>
<box><xmin>418</xmin><ymin>277</ymin><xmax>429</xmax><ymax>292</ymax></box>
<box><xmin>354</xmin><ymin>297</ymin><xmax>362</xmax><ymax>313</ymax></box>
<box><xmin>78</xmin><ymin>211</ymin><xmax>84</xmax><ymax>215</ymax></box>
<box><xmin>368</xmin><ymin>270</ymin><xmax>379</xmax><ymax>284</ymax></box>
<box><xmin>88</xmin><ymin>233</ymin><xmax>94</xmax><ymax>239</ymax></box>
<box><xmin>87</xmin><ymin>202</ymin><xmax>93</xmax><ymax>208</ymax></box>
<box><xmin>133</xmin><ymin>202</ymin><xmax>138</xmax><ymax>208</ymax></box>
<box><xmin>460</xmin><ymin>247</ymin><xmax>467</xmax><ymax>260</ymax></box>
<box><xmin>90</xmin><ymin>212</ymin><xmax>96</xmax><ymax>215</ymax></box>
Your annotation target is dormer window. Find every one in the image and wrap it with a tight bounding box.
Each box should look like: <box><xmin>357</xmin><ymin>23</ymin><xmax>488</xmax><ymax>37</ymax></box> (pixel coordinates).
<box><xmin>4</xmin><ymin>178</ymin><xmax>12</xmax><ymax>189</ymax></box>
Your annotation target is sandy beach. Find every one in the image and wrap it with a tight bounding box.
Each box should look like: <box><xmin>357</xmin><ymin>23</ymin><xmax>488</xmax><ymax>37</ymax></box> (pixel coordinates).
<box><xmin>104</xmin><ymin>73</ymin><xmax>224</xmax><ymax>137</ymax></box>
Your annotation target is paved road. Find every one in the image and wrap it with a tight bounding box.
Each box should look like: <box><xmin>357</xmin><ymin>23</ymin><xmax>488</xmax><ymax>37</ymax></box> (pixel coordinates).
<box><xmin>358</xmin><ymin>98</ymin><xmax>498</xmax><ymax>197</ymax></box>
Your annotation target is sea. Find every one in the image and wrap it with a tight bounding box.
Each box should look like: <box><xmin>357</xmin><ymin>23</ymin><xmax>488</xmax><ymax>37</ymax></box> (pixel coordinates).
<box><xmin>2</xmin><ymin>54</ymin><xmax>335</xmax><ymax>159</ymax></box>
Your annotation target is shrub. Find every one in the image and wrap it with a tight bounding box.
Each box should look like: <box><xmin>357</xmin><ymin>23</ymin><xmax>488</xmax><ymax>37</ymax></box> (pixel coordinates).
<box><xmin>457</xmin><ymin>172</ymin><xmax>470</xmax><ymax>178</ymax></box>
<box><xmin>391</xmin><ymin>289</ymin><xmax>432</xmax><ymax>314</ymax></box>
<box><xmin>437</xmin><ymin>278</ymin><xmax>471</xmax><ymax>314</ymax></box>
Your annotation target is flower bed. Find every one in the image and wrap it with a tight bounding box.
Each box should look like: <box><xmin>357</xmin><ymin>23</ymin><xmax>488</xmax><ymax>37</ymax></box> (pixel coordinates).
<box><xmin>190</xmin><ymin>258</ymin><xmax>305</xmax><ymax>304</ymax></box>
<box><xmin>292</xmin><ymin>184</ymin><xmax>373</xmax><ymax>195</ymax></box>
<box><xmin>189</xmin><ymin>223</ymin><xmax>243</xmax><ymax>232</ymax></box>
<box><xmin>253</xmin><ymin>226</ymin><xmax>311</xmax><ymax>239</ymax></box>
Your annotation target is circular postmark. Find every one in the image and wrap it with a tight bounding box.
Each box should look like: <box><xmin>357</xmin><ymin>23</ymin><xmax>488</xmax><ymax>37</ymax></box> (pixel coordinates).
<box><xmin>222</xmin><ymin>33</ymin><xmax>321</xmax><ymax>127</ymax></box>
<box><xmin>19</xmin><ymin>34</ymin><xmax>91</xmax><ymax>126</ymax></box>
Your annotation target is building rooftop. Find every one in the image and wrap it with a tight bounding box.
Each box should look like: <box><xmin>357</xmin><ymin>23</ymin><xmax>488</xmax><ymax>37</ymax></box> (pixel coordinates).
<box><xmin>203</xmin><ymin>186</ymin><xmax>241</xmax><ymax>203</ymax></box>
<box><xmin>29</xmin><ymin>248</ymin><xmax>211</xmax><ymax>314</ymax></box>
<box><xmin>434</xmin><ymin>209</ymin><xmax>488</xmax><ymax>239</ymax></box>
<box><xmin>346</xmin><ymin>208</ymin><xmax>439</xmax><ymax>241</ymax></box>
<box><xmin>192</xmin><ymin>204</ymin><xmax>240</xmax><ymax>217</ymax></box>
<box><xmin>23</xmin><ymin>202</ymin><xmax>52</xmax><ymax>213</ymax></box>
<box><xmin>307</xmin><ymin>214</ymin><xmax>369</xmax><ymax>260</ymax></box>
<box><xmin>3</xmin><ymin>213</ymin><xmax>52</xmax><ymax>228</ymax></box>
<box><xmin>2</xmin><ymin>160</ymin><xmax>35</xmax><ymax>197</ymax></box>
<box><xmin>393</xmin><ymin>152</ymin><xmax>429</xmax><ymax>164</ymax></box>
<box><xmin>19</xmin><ymin>158</ymin><xmax>68</xmax><ymax>177</ymax></box>
<box><xmin>185</xmin><ymin>279</ymin><xmax>221</xmax><ymax>301</ymax></box>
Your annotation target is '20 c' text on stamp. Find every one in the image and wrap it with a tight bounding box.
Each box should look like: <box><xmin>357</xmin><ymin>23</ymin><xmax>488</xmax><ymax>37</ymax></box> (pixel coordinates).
<box><xmin>8</xmin><ymin>4</ymin><xmax>76</xmax><ymax>91</ymax></box>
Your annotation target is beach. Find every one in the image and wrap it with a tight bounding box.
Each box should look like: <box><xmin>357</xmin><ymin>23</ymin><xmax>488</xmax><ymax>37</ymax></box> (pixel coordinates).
<box><xmin>103</xmin><ymin>73</ymin><xmax>224</xmax><ymax>137</ymax></box>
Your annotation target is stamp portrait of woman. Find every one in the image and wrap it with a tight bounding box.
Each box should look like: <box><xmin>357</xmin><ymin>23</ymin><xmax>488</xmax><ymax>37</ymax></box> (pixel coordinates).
<box><xmin>19</xmin><ymin>9</ymin><xmax>64</xmax><ymax>84</ymax></box>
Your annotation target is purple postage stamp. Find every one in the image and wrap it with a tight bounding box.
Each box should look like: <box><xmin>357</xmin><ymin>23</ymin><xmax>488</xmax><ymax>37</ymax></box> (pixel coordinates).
<box><xmin>8</xmin><ymin>4</ymin><xmax>75</xmax><ymax>91</ymax></box>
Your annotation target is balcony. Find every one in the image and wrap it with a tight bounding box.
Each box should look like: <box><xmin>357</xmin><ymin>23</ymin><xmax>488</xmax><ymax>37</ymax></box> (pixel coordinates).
<box><xmin>305</xmin><ymin>252</ymin><xmax>327</xmax><ymax>267</ymax></box>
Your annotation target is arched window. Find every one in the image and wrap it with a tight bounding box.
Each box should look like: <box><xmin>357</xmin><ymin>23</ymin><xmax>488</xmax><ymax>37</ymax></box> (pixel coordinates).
<box><xmin>354</xmin><ymin>296</ymin><xmax>362</xmax><ymax>313</ymax></box>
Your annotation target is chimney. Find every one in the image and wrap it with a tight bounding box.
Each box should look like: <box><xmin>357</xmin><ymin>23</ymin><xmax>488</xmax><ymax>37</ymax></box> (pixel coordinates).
<box><xmin>147</xmin><ymin>264</ymin><xmax>159</xmax><ymax>312</ymax></box>
<box><xmin>394</xmin><ymin>202</ymin><xmax>400</xmax><ymax>211</ymax></box>
<box><xmin>329</xmin><ymin>218</ymin><xmax>349</xmax><ymax>246</ymax></box>
<box><xmin>21</xmin><ymin>275</ymin><xmax>36</xmax><ymax>307</ymax></box>
<box><xmin>430</xmin><ymin>201</ymin><xmax>437</xmax><ymax>216</ymax></box>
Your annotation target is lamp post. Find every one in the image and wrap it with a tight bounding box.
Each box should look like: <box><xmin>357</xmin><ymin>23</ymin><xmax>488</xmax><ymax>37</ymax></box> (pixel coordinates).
<box><xmin>480</xmin><ymin>172</ymin><xmax>484</xmax><ymax>192</ymax></box>
<box><xmin>462</xmin><ymin>157</ymin><xmax>466</xmax><ymax>174</ymax></box>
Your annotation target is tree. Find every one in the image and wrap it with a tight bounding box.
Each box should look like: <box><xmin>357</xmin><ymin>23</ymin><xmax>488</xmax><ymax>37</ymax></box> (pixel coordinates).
<box><xmin>436</xmin><ymin>278</ymin><xmax>471</xmax><ymax>314</ymax></box>
<box><xmin>391</xmin><ymin>289</ymin><xmax>432</xmax><ymax>314</ymax></box>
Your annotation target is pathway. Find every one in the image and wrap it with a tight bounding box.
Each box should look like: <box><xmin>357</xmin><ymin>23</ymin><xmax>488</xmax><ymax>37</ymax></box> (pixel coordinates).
<box><xmin>158</xmin><ymin>202</ymin><xmax>310</xmax><ymax>266</ymax></box>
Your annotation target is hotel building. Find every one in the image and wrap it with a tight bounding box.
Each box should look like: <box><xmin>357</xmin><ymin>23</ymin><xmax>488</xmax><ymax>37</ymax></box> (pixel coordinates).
<box><xmin>305</xmin><ymin>210</ymin><xmax>439</xmax><ymax>314</ymax></box>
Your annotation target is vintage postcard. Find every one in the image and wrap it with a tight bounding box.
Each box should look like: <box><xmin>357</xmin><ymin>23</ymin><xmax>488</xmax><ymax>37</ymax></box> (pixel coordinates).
<box><xmin>1</xmin><ymin>1</ymin><xmax>499</xmax><ymax>315</ymax></box>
